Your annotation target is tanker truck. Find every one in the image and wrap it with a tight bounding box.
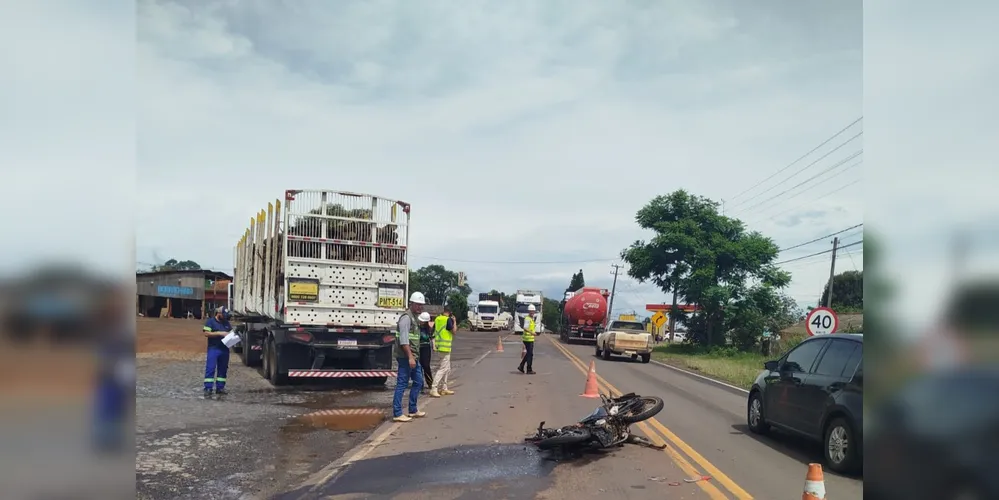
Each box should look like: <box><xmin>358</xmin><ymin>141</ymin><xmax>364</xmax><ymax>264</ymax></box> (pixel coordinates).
<box><xmin>559</xmin><ymin>286</ymin><xmax>610</xmax><ymax>344</ymax></box>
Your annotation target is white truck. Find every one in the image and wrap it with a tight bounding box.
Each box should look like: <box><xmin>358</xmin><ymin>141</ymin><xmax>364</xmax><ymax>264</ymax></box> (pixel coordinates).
<box><xmin>514</xmin><ymin>289</ymin><xmax>544</xmax><ymax>335</ymax></box>
<box><xmin>470</xmin><ymin>292</ymin><xmax>504</xmax><ymax>331</ymax></box>
<box><xmin>231</xmin><ymin>189</ymin><xmax>411</xmax><ymax>386</ymax></box>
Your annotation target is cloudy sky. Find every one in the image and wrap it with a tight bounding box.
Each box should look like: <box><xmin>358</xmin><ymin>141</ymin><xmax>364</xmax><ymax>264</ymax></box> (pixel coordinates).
<box><xmin>130</xmin><ymin>0</ymin><xmax>863</xmax><ymax>317</ymax></box>
<box><xmin>11</xmin><ymin>1</ymin><xmax>996</xmax><ymax>331</ymax></box>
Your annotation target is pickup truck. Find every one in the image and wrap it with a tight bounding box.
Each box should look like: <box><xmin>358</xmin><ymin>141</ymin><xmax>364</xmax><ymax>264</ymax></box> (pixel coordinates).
<box><xmin>595</xmin><ymin>320</ymin><xmax>654</xmax><ymax>363</ymax></box>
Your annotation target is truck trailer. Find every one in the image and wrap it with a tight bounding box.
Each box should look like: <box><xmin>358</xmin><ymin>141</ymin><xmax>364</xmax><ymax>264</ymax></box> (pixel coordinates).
<box><xmin>559</xmin><ymin>287</ymin><xmax>610</xmax><ymax>343</ymax></box>
<box><xmin>231</xmin><ymin>189</ymin><xmax>411</xmax><ymax>386</ymax></box>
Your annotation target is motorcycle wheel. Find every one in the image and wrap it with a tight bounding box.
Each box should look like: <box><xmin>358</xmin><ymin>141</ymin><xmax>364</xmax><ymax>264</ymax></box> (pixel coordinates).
<box><xmin>535</xmin><ymin>427</ymin><xmax>593</xmax><ymax>450</ymax></box>
<box><xmin>617</xmin><ymin>396</ymin><xmax>665</xmax><ymax>424</ymax></box>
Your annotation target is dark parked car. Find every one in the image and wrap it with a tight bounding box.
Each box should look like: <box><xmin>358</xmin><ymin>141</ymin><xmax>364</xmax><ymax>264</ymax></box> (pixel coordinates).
<box><xmin>746</xmin><ymin>334</ymin><xmax>863</xmax><ymax>473</ymax></box>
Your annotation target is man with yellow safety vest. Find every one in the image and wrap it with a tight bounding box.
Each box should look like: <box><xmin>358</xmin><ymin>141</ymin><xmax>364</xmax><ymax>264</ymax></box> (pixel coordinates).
<box><xmin>517</xmin><ymin>304</ymin><xmax>537</xmax><ymax>374</ymax></box>
<box><xmin>429</xmin><ymin>307</ymin><xmax>457</xmax><ymax>398</ymax></box>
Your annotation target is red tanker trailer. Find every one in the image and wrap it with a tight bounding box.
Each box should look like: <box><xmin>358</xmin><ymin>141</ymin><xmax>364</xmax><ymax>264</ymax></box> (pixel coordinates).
<box><xmin>559</xmin><ymin>287</ymin><xmax>610</xmax><ymax>343</ymax></box>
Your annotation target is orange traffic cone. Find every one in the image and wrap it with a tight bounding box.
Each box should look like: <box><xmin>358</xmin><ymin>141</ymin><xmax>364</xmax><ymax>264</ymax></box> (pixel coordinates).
<box><xmin>802</xmin><ymin>463</ymin><xmax>826</xmax><ymax>500</ymax></box>
<box><xmin>496</xmin><ymin>336</ymin><xmax>504</xmax><ymax>352</ymax></box>
<box><xmin>580</xmin><ymin>360</ymin><xmax>600</xmax><ymax>398</ymax></box>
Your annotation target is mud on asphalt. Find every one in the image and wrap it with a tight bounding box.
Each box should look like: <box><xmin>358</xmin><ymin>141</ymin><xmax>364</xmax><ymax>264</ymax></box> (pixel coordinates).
<box><xmin>135</xmin><ymin>318</ymin><xmax>501</xmax><ymax>500</ymax></box>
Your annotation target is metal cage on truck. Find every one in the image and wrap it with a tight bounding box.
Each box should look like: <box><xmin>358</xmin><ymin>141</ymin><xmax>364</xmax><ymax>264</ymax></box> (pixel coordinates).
<box><xmin>232</xmin><ymin>189</ymin><xmax>411</xmax><ymax>385</ymax></box>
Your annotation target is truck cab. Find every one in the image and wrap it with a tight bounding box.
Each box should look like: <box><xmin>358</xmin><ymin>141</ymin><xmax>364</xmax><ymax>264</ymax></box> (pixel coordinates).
<box><xmin>471</xmin><ymin>299</ymin><xmax>502</xmax><ymax>331</ymax></box>
<box><xmin>514</xmin><ymin>290</ymin><xmax>543</xmax><ymax>335</ymax></box>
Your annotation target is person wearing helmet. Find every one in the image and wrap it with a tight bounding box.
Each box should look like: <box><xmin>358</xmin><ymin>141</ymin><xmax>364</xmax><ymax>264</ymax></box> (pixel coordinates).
<box><xmin>429</xmin><ymin>306</ymin><xmax>457</xmax><ymax>398</ymax></box>
<box><xmin>517</xmin><ymin>304</ymin><xmax>537</xmax><ymax>374</ymax></box>
<box><xmin>392</xmin><ymin>291</ymin><xmax>428</xmax><ymax>422</ymax></box>
<box><xmin>417</xmin><ymin>311</ymin><xmax>435</xmax><ymax>391</ymax></box>
<box><xmin>202</xmin><ymin>306</ymin><xmax>233</xmax><ymax>398</ymax></box>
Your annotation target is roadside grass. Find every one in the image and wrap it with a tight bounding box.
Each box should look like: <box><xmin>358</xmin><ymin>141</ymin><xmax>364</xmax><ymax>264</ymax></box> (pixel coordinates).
<box><xmin>651</xmin><ymin>333</ymin><xmax>809</xmax><ymax>390</ymax></box>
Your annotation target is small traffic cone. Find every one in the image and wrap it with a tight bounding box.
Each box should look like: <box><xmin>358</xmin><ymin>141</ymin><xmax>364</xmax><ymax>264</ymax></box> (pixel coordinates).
<box><xmin>496</xmin><ymin>336</ymin><xmax>504</xmax><ymax>352</ymax></box>
<box><xmin>802</xmin><ymin>463</ymin><xmax>826</xmax><ymax>500</ymax></box>
<box><xmin>580</xmin><ymin>360</ymin><xmax>600</xmax><ymax>398</ymax></box>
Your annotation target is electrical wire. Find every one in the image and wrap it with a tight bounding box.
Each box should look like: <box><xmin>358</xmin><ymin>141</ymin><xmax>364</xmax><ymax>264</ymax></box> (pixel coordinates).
<box><xmin>751</xmin><ymin>178</ymin><xmax>862</xmax><ymax>224</ymax></box>
<box><xmin>411</xmin><ymin>255</ymin><xmax>620</xmax><ymax>265</ymax></box>
<box><xmin>726</xmin><ymin>116</ymin><xmax>863</xmax><ymax>204</ymax></box>
<box><xmin>744</xmin><ymin>159</ymin><xmax>861</xmax><ymax>219</ymax></box>
<box><xmin>778</xmin><ymin>223</ymin><xmax>863</xmax><ymax>252</ymax></box>
<box><xmin>733</xmin><ymin>150</ymin><xmax>863</xmax><ymax>215</ymax></box>
<box><xmin>774</xmin><ymin>240</ymin><xmax>862</xmax><ymax>265</ymax></box>
<box><xmin>728</xmin><ymin>131</ymin><xmax>863</xmax><ymax>210</ymax></box>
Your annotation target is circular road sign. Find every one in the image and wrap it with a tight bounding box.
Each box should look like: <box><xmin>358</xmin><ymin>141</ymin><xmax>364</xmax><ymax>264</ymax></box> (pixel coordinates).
<box><xmin>806</xmin><ymin>307</ymin><xmax>839</xmax><ymax>336</ymax></box>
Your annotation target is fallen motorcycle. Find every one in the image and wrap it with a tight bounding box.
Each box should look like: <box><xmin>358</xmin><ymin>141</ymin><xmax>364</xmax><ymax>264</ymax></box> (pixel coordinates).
<box><xmin>524</xmin><ymin>392</ymin><xmax>665</xmax><ymax>453</ymax></box>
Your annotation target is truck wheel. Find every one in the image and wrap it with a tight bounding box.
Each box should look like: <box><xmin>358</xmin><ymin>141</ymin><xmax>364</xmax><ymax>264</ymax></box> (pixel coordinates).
<box><xmin>602</xmin><ymin>347</ymin><xmax>611</xmax><ymax>361</ymax></box>
<box><xmin>595</xmin><ymin>343</ymin><xmax>601</xmax><ymax>357</ymax></box>
<box><xmin>240</xmin><ymin>330</ymin><xmax>262</xmax><ymax>367</ymax></box>
<box><xmin>640</xmin><ymin>353</ymin><xmax>651</xmax><ymax>364</ymax></box>
<box><xmin>265</xmin><ymin>337</ymin><xmax>288</xmax><ymax>386</ymax></box>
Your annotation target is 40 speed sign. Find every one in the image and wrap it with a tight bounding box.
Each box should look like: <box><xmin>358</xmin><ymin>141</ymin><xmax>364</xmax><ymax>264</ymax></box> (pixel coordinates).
<box><xmin>806</xmin><ymin>307</ymin><xmax>839</xmax><ymax>336</ymax></box>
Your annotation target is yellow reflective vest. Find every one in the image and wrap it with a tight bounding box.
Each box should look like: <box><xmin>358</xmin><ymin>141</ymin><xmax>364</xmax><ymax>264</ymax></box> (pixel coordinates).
<box><xmin>522</xmin><ymin>315</ymin><xmax>536</xmax><ymax>342</ymax></box>
<box><xmin>434</xmin><ymin>314</ymin><xmax>453</xmax><ymax>353</ymax></box>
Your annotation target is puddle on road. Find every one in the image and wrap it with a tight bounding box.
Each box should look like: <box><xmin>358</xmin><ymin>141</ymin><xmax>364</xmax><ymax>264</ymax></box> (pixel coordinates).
<box><xmin>282</xmin><ymin>410</ymin><xmax>386</xmax><ymax>433</ymax></box>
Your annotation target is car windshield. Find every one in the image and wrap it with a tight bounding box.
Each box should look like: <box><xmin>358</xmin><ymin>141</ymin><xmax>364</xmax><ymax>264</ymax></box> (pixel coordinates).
<box><xmin>478</xmin><ymin>305</ymin><xmax>498</xmax><ymax>314</ymax></box>
<box><xmin>610</xmin><ymin>321</ymin><xmax>645</xmax><ymax>331</ymax></box>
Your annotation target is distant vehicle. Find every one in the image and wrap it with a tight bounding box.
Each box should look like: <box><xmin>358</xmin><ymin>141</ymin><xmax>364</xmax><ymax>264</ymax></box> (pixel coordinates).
<box><xmin>559</xmin><ymin>287</ymin><xmax>610</xmax><ymax>343</ymax></box>
<box><xmin>595</xmin><ymin>320</ymin><xmax>653</xmax><ymax>363</ymax></box>
<box><xmin>514</xmin><ymin>289</ymin><xmax>543</xmax><ymax>335</ymax></box>
<box><xmin>470</xmin><ymin>292</ymin><xmax>504</xmax><ymax>331</ymax></box>
<box><xmin>747</xmin><ymin>334</ymin><xmax>863</xmax><ymax>473</ymax></box>
<box><xmin>231</xmin><ymin>189</ymin><xmax>411</xmax><ymax>386</ymax></box>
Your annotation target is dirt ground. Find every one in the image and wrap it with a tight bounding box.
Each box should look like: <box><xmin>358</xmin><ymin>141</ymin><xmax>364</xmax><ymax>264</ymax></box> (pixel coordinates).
<box><xmin>137</xmin><ymin>317</ymin><xmax>207</xmax><ymax>355</ymax></box>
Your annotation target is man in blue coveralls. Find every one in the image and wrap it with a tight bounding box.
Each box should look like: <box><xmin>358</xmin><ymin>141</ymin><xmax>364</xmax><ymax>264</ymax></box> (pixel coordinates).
<box><xmin>203</xmin><ymin>306</ymin><xmax>232</xmax><ymax>398</ymax></box>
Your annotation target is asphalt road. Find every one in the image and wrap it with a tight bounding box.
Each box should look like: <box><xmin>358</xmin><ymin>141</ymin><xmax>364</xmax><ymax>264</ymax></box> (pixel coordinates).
<box><xmin>557</xmin><ymin>336</ymin><xmax>864</xmax><ymax>499</ymax></box>
<box><xmin>280</xmin><ymin>332</ymin><xmax>863</xmax><ymax>499</ymax></box>
<box><xmin>136</xmin><ymin>328</ymin><xmax>508</xmax><ymax>500</ymax></box>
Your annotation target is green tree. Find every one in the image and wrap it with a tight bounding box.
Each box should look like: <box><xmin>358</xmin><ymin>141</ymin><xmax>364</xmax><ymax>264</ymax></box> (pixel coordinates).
<box><xmin>621</xmin><ymin>190</ymin><xmax>789</xmax><ymax>347</ymax></box>
<box><xmin>541</xmin><ymin>297</ymin><xmax>561</xmax><ymax>332</ymax></box>
<box><xmin>566</xmin><ymin>270</ymin><xmax>585</xmax><ymax>293</ymax></box>
<box><xmin>155</xmin><ymin>259</ymin><xmax>202</xmax><ymax>271</ymax></box>
<box><xmin>819</xmin><ymin>270</ymin><xmax>863</xmax><ymax>312</ymax></box>
<box><xmin>446</xmin><ymin>291</ymin><xmax>469</xmax><ymax>327</ymax></box>
<box><xmin>409</xmin><ymin>265</ymin><xmax>471</xmax><ymax>305</ymax></box>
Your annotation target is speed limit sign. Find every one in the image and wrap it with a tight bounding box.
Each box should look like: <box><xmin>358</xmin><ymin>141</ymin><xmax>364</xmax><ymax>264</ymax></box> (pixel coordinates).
<box><xmin>806</xmin><ymin>307</ymin><xmax>839</xmax><ymax>336</ymax></box>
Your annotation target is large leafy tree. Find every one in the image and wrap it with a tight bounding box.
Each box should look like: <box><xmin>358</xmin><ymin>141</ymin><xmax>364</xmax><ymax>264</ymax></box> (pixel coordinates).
<box><xmin>409</xmin><ymin>265</ymin><xmax>471</xmax><ymax>305</ymax></box>
<box><xmin>621</xmin><ymin>189</ymin><xmax>789</xmax><ymax>347</ymax></box>
<box><xmin>819</xmin><ymin>270</ymin><xmax>863</xmax><ymax>312</ymax></box>
<box><xmin>155</xmin><ymin>259</ymin><xmax>201</xmax><ymax>271</ymax></box>
<box><xmin>566</xmin><ymin>270</ymin><xmax>585</xmax><ymax>293</ymax></box>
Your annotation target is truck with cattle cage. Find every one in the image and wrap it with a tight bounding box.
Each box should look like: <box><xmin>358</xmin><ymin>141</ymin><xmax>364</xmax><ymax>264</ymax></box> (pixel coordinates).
<box><xmin>230</xmin><ymin>189</ymin><xmax>411</xmax><ymax>386</ymax></box>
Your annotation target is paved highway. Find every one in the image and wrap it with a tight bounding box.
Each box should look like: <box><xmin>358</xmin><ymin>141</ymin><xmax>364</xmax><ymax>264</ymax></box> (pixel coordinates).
<box><xmin>280</xmin><ymin>333</ymin><xmax>863</xmax><ymax>499</ymax></box>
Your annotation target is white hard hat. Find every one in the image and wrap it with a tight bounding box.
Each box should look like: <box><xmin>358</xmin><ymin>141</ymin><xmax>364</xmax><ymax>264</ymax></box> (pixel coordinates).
<box><xmin>409</xmin><ymin>291</ymin><xmax>426</xmax><ymax>304</ymax></box>
<box><xmin>527</xmin><ymin>304</ymin><xmax>536</xmax><ymax>312</ymax></box>
<box><xmin>418</xmin><ymin>312</ymin><xmax>431</xmax><ymax>322</ymax></box>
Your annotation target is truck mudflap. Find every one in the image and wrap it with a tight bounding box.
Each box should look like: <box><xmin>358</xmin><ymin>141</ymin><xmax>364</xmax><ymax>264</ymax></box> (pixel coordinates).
<box><xmin>287</xmin><ymin>369</ymin><xmax>395</xmax><ymax>378</ymax></box>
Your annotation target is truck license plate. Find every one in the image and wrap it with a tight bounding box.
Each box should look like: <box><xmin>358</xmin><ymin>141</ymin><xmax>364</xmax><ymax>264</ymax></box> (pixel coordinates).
<box><xmin>338</xmin><ymin>339</ymin><xmax>357</xmax><ymax>346</ymax></box>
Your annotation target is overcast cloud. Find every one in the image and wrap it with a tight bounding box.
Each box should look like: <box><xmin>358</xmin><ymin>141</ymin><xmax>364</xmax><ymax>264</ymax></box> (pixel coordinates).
<box><xmin>127</xmin><ymin>0</ymin><xmax>864</xmax><ymax>317</ymax></box>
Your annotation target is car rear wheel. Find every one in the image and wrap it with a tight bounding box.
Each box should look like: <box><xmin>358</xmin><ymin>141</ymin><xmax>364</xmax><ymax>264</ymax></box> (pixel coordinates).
<box><xmin>602</xmin><ymin>346</ymin><xmax>611</xmax><ymax>360</ymax></box>
<box><xmin>824</xmin><ymin>417</ymin><xmax>859</xmax><ymax>473</ymax></box>
<box><xmin>747</xmin><ymin>392</ymin><xmax>770</xmax><ymax>434</ymax></box>
<box><xmin>640</xmin><ymin>353</ymin><xmax>651</xmax><ymax>364</ymax></box>
<box><xmin>594</xmin><ymin>343</ymin><xmax>601</xmax><ymax>357</ymax></box>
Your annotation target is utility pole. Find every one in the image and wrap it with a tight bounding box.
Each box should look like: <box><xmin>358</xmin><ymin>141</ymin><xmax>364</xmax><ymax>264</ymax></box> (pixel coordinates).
<box><xmin>721</xmin><ymin>199</ymin><xmax>726</xmax><ymax>216</ymax></box>
<box><xmin>608</xmin><ymin>264</ymin><xmax>622</xmax><ymax>320</ymax></box>
<box><xmin>825</xmin><ymin>237</ymin><xmax>839</xmax><ymax>308</ymax></box>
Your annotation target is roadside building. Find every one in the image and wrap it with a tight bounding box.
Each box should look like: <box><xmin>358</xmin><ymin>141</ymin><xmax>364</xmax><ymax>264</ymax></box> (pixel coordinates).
<box><xmin>136</xmin><ymin>270</ymin><xmax>232</xmax><ymax>319</ymax></box>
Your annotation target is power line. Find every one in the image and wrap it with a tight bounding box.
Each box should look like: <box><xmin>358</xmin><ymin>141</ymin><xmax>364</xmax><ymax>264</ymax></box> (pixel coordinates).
<box><xmin>751</xmin><ymin>177</ymin><xmax>861</xmax><ymax>224</ymax></box>
<box><xmin>744</xmin><ymin>159</ymin><xmax>862</xmax><ymax>219</ymax></box>
<box><xmin>775</xmin><ymin>240</ymin><xmax>862</xmax><ymax>265</ymax></box>
<box><xmin>727</xmin><ymin>116</ymin><xmax>863</xmax><ymax>204</ymax></box>
<box><xmin>411</xmin><ymin>255</ymin><xmax>619</xmax><ymax>265</ymax></box>
<box><xmin>779</xmin><ymin>223</ymin><xmax>863</xmax><ymax>252</ymax></box>
<box><xmin>733</xmin><ymin>150</ymin><xmax>862</xmax><ymax>215</ymax></box>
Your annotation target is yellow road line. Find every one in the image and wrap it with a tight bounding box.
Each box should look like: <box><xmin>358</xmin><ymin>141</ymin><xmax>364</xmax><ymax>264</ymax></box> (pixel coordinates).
<box><xmin>546</xmin><ymin>336</ymin><xmax>754</xmax><ymax>500</ymax></box>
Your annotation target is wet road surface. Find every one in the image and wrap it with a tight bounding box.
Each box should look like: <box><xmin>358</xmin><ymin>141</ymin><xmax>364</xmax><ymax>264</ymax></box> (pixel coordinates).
<box><xmin>282</xmin><ymin>333</ymin><xmax>705</xmax><ymax>499</ymax></box>
<box><xmin>136</xmin><ymin>329</ymin><xmax>503</xmax><ymax>500</ymax></box>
